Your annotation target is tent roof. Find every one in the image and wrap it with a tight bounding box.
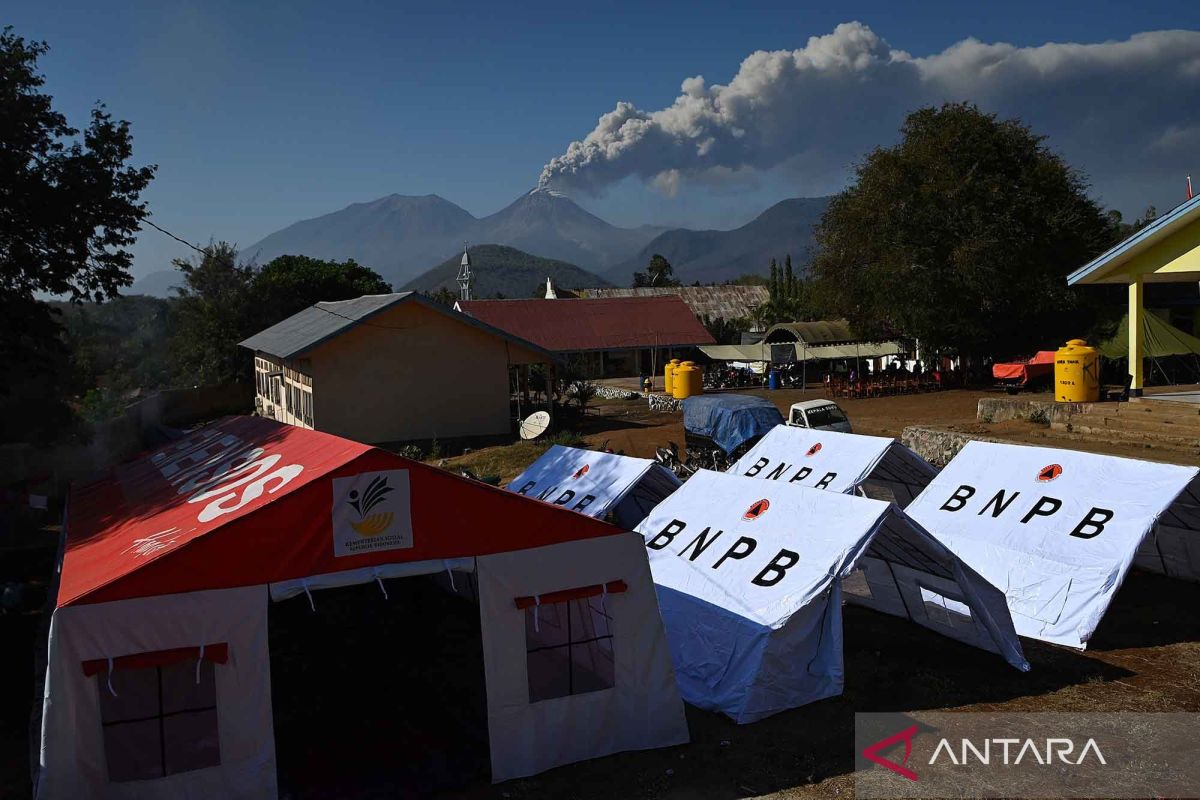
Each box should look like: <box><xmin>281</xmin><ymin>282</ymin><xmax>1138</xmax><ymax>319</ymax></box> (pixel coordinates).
<box><xmin>638</xmin><ymin>470</ymin><xmax>894</xmax><ymax>627</ymax></box>
<box><xmin>763</xmin><ymin>320</ymin><xmax>859</xmax><ymax>345</ymax></box>
<box><xmin>1098</xmin><ymin>312</ymin><xmax>1200</xmax><ymax>359</ymax></box>
<box><xmin>60</xmin><ymin>416</ymin><xmax>622</xmax><ymax>607</ymax></box>
<box><xmin>239</xmin><ymin>292</ymin><xmax>554</xmax><ymax>361</ymax></box>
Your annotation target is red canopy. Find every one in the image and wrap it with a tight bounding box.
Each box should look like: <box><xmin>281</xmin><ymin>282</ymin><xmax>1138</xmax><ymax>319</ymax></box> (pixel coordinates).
<box><xmin>60</xmin><ymin>416</ymin><xmax>621</xmax><ymax>607</ymax></box>
<box><xmin>992</xmin><ymin>350</ymin><xmax>1056</xmax><ymax>383</ymax></box>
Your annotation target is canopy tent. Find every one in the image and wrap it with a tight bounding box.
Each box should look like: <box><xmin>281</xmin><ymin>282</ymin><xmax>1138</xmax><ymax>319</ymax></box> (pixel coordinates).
<box><xmin>1098</xmin><ymin>311</ymin><xmax>1200</xmax><ymax>359</ymax></box>
<box><xmin>730</xmin><ymin>427</ymin><xmax>938</xmax><ymax>508</ymax></box>
<box><xmin>636</xmin><ymin>471</ymin><xmax>1027</xmax><ymax>724</ymax></box>
<box><xmin>506</xmin><ymin>445</ymin><xmax>681</xmax><ymax>529</ymax></box>
<box><xmin>682</xmin><ymin>394</ymin><xmax>784</xmax><ymax>456</ymax></box>
<box><xmin>992</xmin><ymin>351</ymin><xmax>1056</xmax><ymax>385</ymax></box>
<box><xmin>700</xmin><ymin>341</ymin><xmax>905</xmax><ymax>363</ymax></box>
<box><xmin>904</xmin><ymin>440</ymin><xmax>1199</xmax><ymax>649</ymax></box>
<box><xmin>37</xmin><ymin>417</ymin><xmax>688</xmax><ymax>798</ymax></box>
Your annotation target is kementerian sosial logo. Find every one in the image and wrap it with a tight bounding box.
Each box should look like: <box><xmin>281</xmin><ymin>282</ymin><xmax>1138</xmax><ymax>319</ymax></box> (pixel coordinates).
<box><xmin>332</xmin><ymin>469</ymin><xmax>414</xmax><ymax>556</ymax></box>
<box><xmin>855</xmin><ymin>712</ymin><xmax>1200</xmax><ymax>799</ymax></box>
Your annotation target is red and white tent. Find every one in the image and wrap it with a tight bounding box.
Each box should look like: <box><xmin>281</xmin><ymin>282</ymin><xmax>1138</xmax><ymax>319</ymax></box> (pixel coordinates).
<box><xmin>35</xmin><ymin>417</ymin><xmax>687</xmax><ymax>797</ymax></box>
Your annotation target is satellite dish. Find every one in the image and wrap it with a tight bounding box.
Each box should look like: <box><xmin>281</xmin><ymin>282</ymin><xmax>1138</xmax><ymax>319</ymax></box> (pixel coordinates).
<box><xmin>519</xmin><ymin>411</ymin><xmax>551</xmax><ymax>440</ymax></box>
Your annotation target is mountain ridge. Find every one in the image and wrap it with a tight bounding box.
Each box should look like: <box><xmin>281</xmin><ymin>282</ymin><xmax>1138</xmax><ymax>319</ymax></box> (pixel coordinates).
<box><xmin>604</xmin><ymin>196</ymin><xmax>831</xmax><ymax>285</ymax></box>
<box><xmin>401</xmin><ymin>244</ymin><xmax>610</xmax><ymax>298</ymax></box>
<box><xmin>241</xmin><ymin>189</ymin><xmax>830</xmax><ymax>291</ymax></box>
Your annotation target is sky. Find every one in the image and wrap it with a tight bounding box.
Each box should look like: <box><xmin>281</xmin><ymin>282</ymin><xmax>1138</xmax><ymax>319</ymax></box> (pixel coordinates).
<box><xmin>7</xmin><ymin>0</ymin><xmax>1199</xmax><ymax>278</ymax></box>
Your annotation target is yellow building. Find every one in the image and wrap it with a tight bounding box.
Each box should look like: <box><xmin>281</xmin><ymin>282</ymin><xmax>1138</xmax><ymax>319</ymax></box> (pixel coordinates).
<box><xmin>1068</xmin><ymin>196</ymin><xmax>1200</xmax><ymax>395</ymax></box>
<box><xmin>240</xmin><ymin>292</ymin><xmax>552</xmax><ymax>444</ymax></box>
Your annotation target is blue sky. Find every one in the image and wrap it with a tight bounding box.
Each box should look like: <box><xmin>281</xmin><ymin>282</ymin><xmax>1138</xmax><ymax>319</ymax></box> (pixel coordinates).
<box><xmin>6</xmin><ymin>0</ymin><xmax>1199</xmax><ymax>277</ymax></box>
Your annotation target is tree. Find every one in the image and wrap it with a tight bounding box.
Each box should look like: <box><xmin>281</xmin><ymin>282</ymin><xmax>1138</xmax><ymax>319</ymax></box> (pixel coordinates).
<box><xmin>169</xmin><ymin>243</ymin><xmax>257</xmax><ymax>386</ymax></box>
<box><xmin>0</xmin><ymin>27</ymin><xmax>155</xmax><ymax>442</ymax></box>
<box><xmin>253</xmin><ymin>254</ymin><xmax>390</xmax><ymax>322</ymax></box>
<box><xmin>171</xmin><ymin>249</ymin><xmax>393</xmax><ymax>386</ymax></box>
<box><xmin>809</xmin><ymin>103</ymin><xmax>1119</xmax><ymax>361</ymax></box>
<box><xmin>632</xmin><ymin>253</ymin><xmax>680</xmax><ymax>287</ymax></box>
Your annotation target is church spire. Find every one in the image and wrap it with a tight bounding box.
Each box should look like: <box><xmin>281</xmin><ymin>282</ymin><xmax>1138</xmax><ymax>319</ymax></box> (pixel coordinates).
<box><xmin>456</xmin><ymin>243</ymin><xmax>472</xmax><ymax>301</ymax></box>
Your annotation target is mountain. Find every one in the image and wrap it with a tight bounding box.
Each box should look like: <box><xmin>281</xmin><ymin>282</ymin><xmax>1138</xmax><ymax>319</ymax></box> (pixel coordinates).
<box><xmin>242</xmin><ymin>194</ymin><xmax>476</xmax><ymax>285</ymax></box>
<box><xmin>604</xmin><ymin>196</ymin><xmax>831</xmax><ymax>286</ymax></box>
<box><xmin>401</xmin><ymin>244</ymin><xmax>610</xmax><ymax>298</ymax></box>
<box><xmin>126</xmin><ymin>269</ymin><xmax>183</xmax><ymax>298</ymax></box>
<box><xmin>472</xmin><ymin>189</ymin><xmax>664</xmax><ymax>272</ymax></box>
<box><xmin>241</xmin><ymin>188</ymin><xmax>664</xmax><ymax>288</ymax></box>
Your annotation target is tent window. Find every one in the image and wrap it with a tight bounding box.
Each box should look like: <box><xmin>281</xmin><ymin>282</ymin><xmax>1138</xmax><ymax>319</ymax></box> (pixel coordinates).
<box><xmin>97</xmin><ymin>658</ymin><xmax>221</xmax><ymax>782</ymax></box>
<box><xmin>524</xmin><ymin>596</ymin><xmax>615</xmax><ymax>703</ymax></box>
<box><xmin>920</xmin><ymin>586</ymin><xmax>972</xmax><ymax>627</ymax></box>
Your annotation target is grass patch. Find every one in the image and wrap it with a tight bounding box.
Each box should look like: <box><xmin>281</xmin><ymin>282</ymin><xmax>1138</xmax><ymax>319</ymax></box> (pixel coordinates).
<box><xmin>443</xmin><ymin>430</ymin><xmax>585</xmax><ymax>484</ymax></box>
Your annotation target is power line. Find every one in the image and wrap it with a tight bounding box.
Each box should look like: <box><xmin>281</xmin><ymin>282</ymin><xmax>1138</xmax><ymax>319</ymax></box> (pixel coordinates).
<box><xmin>142</xmin><ymin>218</ymin><xmax>207</xmax><ymax>255</ymax></box>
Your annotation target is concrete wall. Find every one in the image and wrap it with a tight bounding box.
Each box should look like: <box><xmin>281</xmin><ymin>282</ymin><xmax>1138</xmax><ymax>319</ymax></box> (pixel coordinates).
<box><xmin>901</xmin><ymin>425</ymin><xmax>1010</xmax><ymax>468</ymax></box>
<box><xmin>976</xmin><ymin>397</ymin><xmax>1088</xmax><ymax>425</ymax></box>
<box><xmin>308</xmin><ymin>302</ymin><xmax>547</xmax><ymax>444</ymax></box>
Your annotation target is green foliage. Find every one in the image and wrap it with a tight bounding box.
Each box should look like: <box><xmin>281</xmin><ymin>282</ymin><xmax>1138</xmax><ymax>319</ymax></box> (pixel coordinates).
<box><xmin>809</xmin><ymin>103</ymin><xmax>1120</xmax><ymax>359</ymax></box>
<box><xmin>749</xmin><ymin>252</ymin><xmax>823</xmax><ymax>327</ymax></box>
<box><xmin>633</xmin><ymin>253</ymin><xmax>680</xmax><ymax>287</ymax></box>
<box><xmin>58</xmin><ymin>295</ymin><xmax>174</xmax><ymax>395</ymax></box>
<box><xmin>253</xmin><ymin>255</ymin><xmax>390</xmax><ymax>322</ymax></box>
<box><xmin>169</xmin><ymin>248</ymin><xmax>392</xmax><ymax>386</ymax></box>
<box><xmin>0</xmin><ymin>27</ymin><xmax>155</xmax><ymax>443</ymax></box>
<box><xmin>700</xmin><ymin>314</ymin><xmax>747</xmax><ymax>345</ymax></box>
<box><xmin>425</xmin><ymin>287</ymin><xmax>457</xmax><ymax>306</ymax></box>
<box><xmin>169</xmin><ymin>243</ymin><xmax>259</xmax><ymax>386</ymax></box>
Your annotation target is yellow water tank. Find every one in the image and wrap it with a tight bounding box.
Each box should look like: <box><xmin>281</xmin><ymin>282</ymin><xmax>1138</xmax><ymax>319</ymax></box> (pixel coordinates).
<box><xmin>1055</xmin><ymin>339</ymin><xmax>1100</xmax><ymax>403</ymax></box>
<box><xmin>672</xmin><ymin>363</ymin><xmax>702</xmax><ymax>399</ymax></box>
<box><xmin>664</xmin><ymin>359</ymin><xmax>681</xmax><ymax>395</ymax></box>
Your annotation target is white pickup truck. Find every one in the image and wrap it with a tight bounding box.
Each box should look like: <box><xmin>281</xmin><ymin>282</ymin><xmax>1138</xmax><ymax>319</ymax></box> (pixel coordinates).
<box><xmin>786</xmin><ymin>399</ymin><xmax>853</xmax><ymax>433</ymax></box>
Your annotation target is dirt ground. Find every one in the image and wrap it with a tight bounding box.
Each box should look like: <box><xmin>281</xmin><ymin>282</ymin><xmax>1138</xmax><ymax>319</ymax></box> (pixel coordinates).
<box><xmin>7</xmin><ymin>388</ymin><xmax>1200</xmax><ymax>799</ymax></box>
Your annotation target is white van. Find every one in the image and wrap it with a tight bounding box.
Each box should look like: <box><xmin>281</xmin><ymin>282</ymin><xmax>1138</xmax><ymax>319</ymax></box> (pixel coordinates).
<box><xmin>786</xmin><ymin>399</ymin><xmax>853</xmax><ymax>433</ymax></box>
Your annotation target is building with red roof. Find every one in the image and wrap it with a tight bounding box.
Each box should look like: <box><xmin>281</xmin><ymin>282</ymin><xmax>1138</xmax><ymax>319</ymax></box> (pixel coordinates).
<box><xmin>456</xmin><ymin>295</ymin><xmax>715</xmax><ymax>377</ymax></box>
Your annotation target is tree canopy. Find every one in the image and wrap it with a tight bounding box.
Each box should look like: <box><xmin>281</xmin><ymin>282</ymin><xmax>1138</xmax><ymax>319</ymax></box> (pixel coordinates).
<box><xmin>253</xmin><ymin>254</ymin><xmax>391</xmax><ymax>322</ymax></box>
<box><xmin>633</xmin><ymin>253</ymin><xmax>680</xmax><ymax>287</ymax></box>
<box><xmin>809</xmin><ymin>103</ymin><xmax>1119</xmax><ymax>360</ymax></box>
<box><xmin>170</xmin><ymin>249</ymin><xmax>393</xmax><ymax>385</ymax></box>
<box><xmin>0</xmin><ymin>27</ymin><xmax>155</xmax><ymax>442</ymax></box>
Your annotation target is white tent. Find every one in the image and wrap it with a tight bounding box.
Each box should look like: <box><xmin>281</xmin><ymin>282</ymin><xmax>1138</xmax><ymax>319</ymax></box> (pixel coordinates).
<box><xmin>905</xmin><ymin>440</ymin><xmax>1199</xmax><ymax>649</ymax></box>
<box><xmin>508</xmin><ymin>445</ymin><xmax>681</xmax><ymax>529</ymax></box>
<box><xmin>635</xmin><ymin>470</ymin><xmax>1028</xmax><ymax>724</ymax></box>
<box><xmin>730</xmin><ymin>427</ymin><xmax>937</xmax><ymax>507</ymax></box>
<box><xmin>36</xmin><ymin>418</ymin><xmax>688</xmax><ymax>798</ymax></box>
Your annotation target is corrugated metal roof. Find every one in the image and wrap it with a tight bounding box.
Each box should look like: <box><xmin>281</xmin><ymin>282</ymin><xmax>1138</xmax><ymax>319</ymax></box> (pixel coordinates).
<box><xmin>239</xmin><ymin>292</ymin><xmax>555</xmax><ymax>361</ymax></box>
<box><xmin>580</xmin><ymin>285</ymin><xmax>770</xmax><ymax>325</ymax></box>
<box><xmin>239</xmin><ymin>293</ymin><xmax>412</xmax><ymax>359</ymax></box>
<box><xmin>456</xmin><ymin>296</ymin><xmax>715</xmax><ymax>352</ymax></box>
<box><xmin>763</xmin><ymin>320</ymin><xmax>859</xmax><ymax>345</ymax></box>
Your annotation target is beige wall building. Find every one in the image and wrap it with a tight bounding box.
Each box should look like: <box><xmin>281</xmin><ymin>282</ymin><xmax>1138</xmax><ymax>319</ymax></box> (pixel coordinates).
<box><xmin>241</xmin><ymin>293</ymin><xmax>552</xmax><ymax>444</ymax></box>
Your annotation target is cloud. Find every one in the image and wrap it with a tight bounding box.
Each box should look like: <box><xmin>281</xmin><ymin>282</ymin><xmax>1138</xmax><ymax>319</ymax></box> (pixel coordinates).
<box><xmin>538</xmin><ymin>23</ymin><xmax>1200</xmax><ymax>209</ymax></box>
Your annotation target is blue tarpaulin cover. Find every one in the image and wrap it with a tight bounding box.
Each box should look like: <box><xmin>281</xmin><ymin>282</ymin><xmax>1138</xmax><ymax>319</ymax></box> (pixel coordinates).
<box><xmin>682</xmin><ymin>394</ymin><xmax>784</xmax><ymax>455</ymax></box>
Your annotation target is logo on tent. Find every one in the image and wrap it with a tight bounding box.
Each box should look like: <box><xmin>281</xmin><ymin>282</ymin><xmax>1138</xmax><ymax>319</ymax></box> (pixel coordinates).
<box><xmin>743</xmin><ymin>499</ymin><xmax>770</xmax><ymax>520</ymax></box>
<box><xmin>806</xmin><ymin>442</ymin><xmax>823</xmax><ymax>457</ymax></box>
<box><xmin>863</xmin><ymin>724</ymin><xmax>919</xmax><ymax>781</ymax></box>
<box><xmin>1038</xmin><ymin>464</ymin><xmax>1063</xmax><ymax>483</ymax></box>
<box><xmin>347</xmin><ymin>475</ymin><xmax>395</xmax><ymax>537</ymax></box>
<box><xmin>572</xmin><ymin>464</ymin><xmax>590</xmax><ymax>480</ymax></box>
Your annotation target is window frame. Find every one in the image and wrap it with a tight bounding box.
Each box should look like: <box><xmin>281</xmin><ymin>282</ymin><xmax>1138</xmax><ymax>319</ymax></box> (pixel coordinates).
<box><xmin>90</xmin><ymin>646</ymin><xmax>225</xmax><ymax>783</ymax></box>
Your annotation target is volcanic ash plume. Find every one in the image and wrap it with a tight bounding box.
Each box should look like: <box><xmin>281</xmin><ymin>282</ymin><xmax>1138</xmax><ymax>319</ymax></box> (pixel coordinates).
<box><xmin>536</xmin><ymin>22</ymin><xmax>1200</xmax><ymax>198</ymax></box>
